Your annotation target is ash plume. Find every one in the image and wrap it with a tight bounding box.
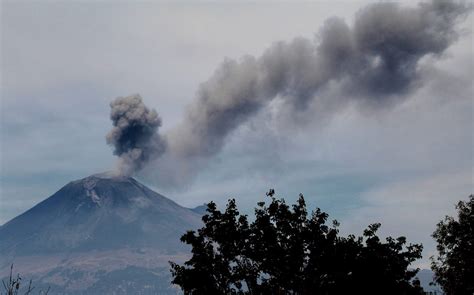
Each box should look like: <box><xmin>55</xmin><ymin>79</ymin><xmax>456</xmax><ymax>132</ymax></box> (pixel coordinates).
<box><xmin>108</xmin><ymin>0</ymin><xmax>470</xmax><ymax>182</ymax></box>
<box><xmin>106</xmin><ymin>94</ymin><xmax>166</xmax><ymax>176</ymax></box>
<box><xmin>164</xmin><ymin>1</ymin><xmax>468</xmax><ymax>174</ymax></box>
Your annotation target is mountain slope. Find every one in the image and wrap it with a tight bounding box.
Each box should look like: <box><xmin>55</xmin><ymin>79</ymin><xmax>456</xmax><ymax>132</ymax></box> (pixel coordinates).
<box><xmin>0</xmin><ymin>172</ymin><xmax>202</xmax><ymax>294</ymax></box>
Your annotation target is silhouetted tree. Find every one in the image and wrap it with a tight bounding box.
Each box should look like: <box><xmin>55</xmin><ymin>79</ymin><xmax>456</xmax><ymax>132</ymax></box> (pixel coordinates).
<box><xmin>170</xmin><ymin>190</ymin><xmax>424</xmax><ymax>294</ymax></box>
<box><xmin>431</xmin><ymin>194</ymin><xmax>474</xmax><ymax>295</ymax></box>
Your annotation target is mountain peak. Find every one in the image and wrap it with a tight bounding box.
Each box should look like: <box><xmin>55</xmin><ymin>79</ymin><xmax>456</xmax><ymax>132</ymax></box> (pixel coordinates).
<box><xmin>68</xmin><ymin>172</ymin><xmax>142</xmax><ymax>208</ymax></box>
<box><xmin>76</xmin><ymin>171</ymin><xmax>134</xmax><ymax>186</ymax></box>
<box><xmin>0</xmin><ymin>173</ymin><xmax>201</xmax><ymax>256</ymax></box>
<box><xmin>0</xmin><ymin>173</ymin><xmax>203</xmax><ymax>294</ymax></box>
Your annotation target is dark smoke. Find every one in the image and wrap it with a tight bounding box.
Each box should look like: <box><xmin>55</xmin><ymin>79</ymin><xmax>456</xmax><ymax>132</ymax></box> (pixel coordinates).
<box><xmin>106</xmin><ymin>94</ymin><xmax>166</xmax><ymax>176</ymax></box>
<box><xmin>166</xmin><ymin>0</ymin><xmax>468</xmax><ymax>159</ymax></box>
<box><xmin>108</xmin><ymin>0</ymin><xmax>470</xmax><ymax>182</ymax></box>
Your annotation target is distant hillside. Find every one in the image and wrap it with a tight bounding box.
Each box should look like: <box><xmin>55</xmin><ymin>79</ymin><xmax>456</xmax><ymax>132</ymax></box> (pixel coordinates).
<box><xmin>191</xmin><ymin>203</ymin><xmax>208</xmax><ymax>216</ymax></box>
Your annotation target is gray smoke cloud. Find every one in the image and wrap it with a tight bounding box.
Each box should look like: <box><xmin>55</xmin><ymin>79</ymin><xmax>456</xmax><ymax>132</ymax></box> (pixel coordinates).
<box><xmin>108</xmin><ymin>0</ymin><xmax>470</xmax><ymax>182</ymax></box>
<box><xmin>106</xmin><ymin>94</ymin><xmax>166</xmax><ymax>176</ymax></box>
<box><xmin>164</xmin><ymin>1</ymin><xmax>468</xmax><ymax>173</ymax></box>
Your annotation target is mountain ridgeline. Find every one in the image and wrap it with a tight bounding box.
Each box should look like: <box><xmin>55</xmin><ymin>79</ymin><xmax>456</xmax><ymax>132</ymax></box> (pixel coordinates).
<box><xmin>0</xmin><ymin>173</ymin><xmax>202</xmax><ymax>294</ymax></box>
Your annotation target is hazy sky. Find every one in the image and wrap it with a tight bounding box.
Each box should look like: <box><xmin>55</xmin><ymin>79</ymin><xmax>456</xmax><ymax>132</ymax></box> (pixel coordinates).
<box><xmin>1</xmin><ymin>0</ymin><xmax>472</xmax><ymax>268</ymax></box>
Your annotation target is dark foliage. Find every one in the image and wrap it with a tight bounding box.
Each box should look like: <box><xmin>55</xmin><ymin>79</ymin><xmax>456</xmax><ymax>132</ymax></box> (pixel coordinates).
<box><xmin>431</xmin><ymin>195</ymin><xmax>474</xmax><ymax>295</ymax></box>
<box><xmin>170</xmin><ymin>190</ymin><xmax>424</xmax><ymax>294</ymax></box>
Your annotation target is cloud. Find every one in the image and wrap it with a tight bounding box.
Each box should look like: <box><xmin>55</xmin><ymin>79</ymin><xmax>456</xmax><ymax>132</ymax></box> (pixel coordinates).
<box><xmin>340</xmin><ymin>171</ymin><xmax>473</xmax><ymax>268</ymax></box>
<box><xmin>138</xmin><ymin>0</ymin><xmax>470</xmax><ymax>188</ymax></box>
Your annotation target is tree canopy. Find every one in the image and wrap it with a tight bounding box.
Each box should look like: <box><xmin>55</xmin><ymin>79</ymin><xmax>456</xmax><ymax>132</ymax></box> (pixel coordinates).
<box><xmin>431</xmin><ymin>194</ymin><xmax>474</xmax><ymax>295</ymax></box>
<box><xmin>170</xmin><ymin>190</ymin><xmax>424</xmax><ymax>294</ymax></box>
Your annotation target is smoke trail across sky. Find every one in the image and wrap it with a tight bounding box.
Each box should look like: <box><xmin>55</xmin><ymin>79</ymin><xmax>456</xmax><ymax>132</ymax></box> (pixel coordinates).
<box><xmin>107</xmin><ymin>0</ymin><xmax>470</xmax><ymax>183</ymax></box>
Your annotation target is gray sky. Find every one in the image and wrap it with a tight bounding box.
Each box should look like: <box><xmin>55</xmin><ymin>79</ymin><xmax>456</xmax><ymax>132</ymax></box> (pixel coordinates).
<box><xmin>1</xmin><ymin>0</ymin><xmax>472</xmax><ymax>268</ymax></box>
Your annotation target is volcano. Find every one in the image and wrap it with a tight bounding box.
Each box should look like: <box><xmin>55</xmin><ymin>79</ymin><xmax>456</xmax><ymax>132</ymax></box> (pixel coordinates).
<box><xmin>0</xmin><ymin>173</ymin><xmax>202</xmax><ymax>294</ymax></box>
